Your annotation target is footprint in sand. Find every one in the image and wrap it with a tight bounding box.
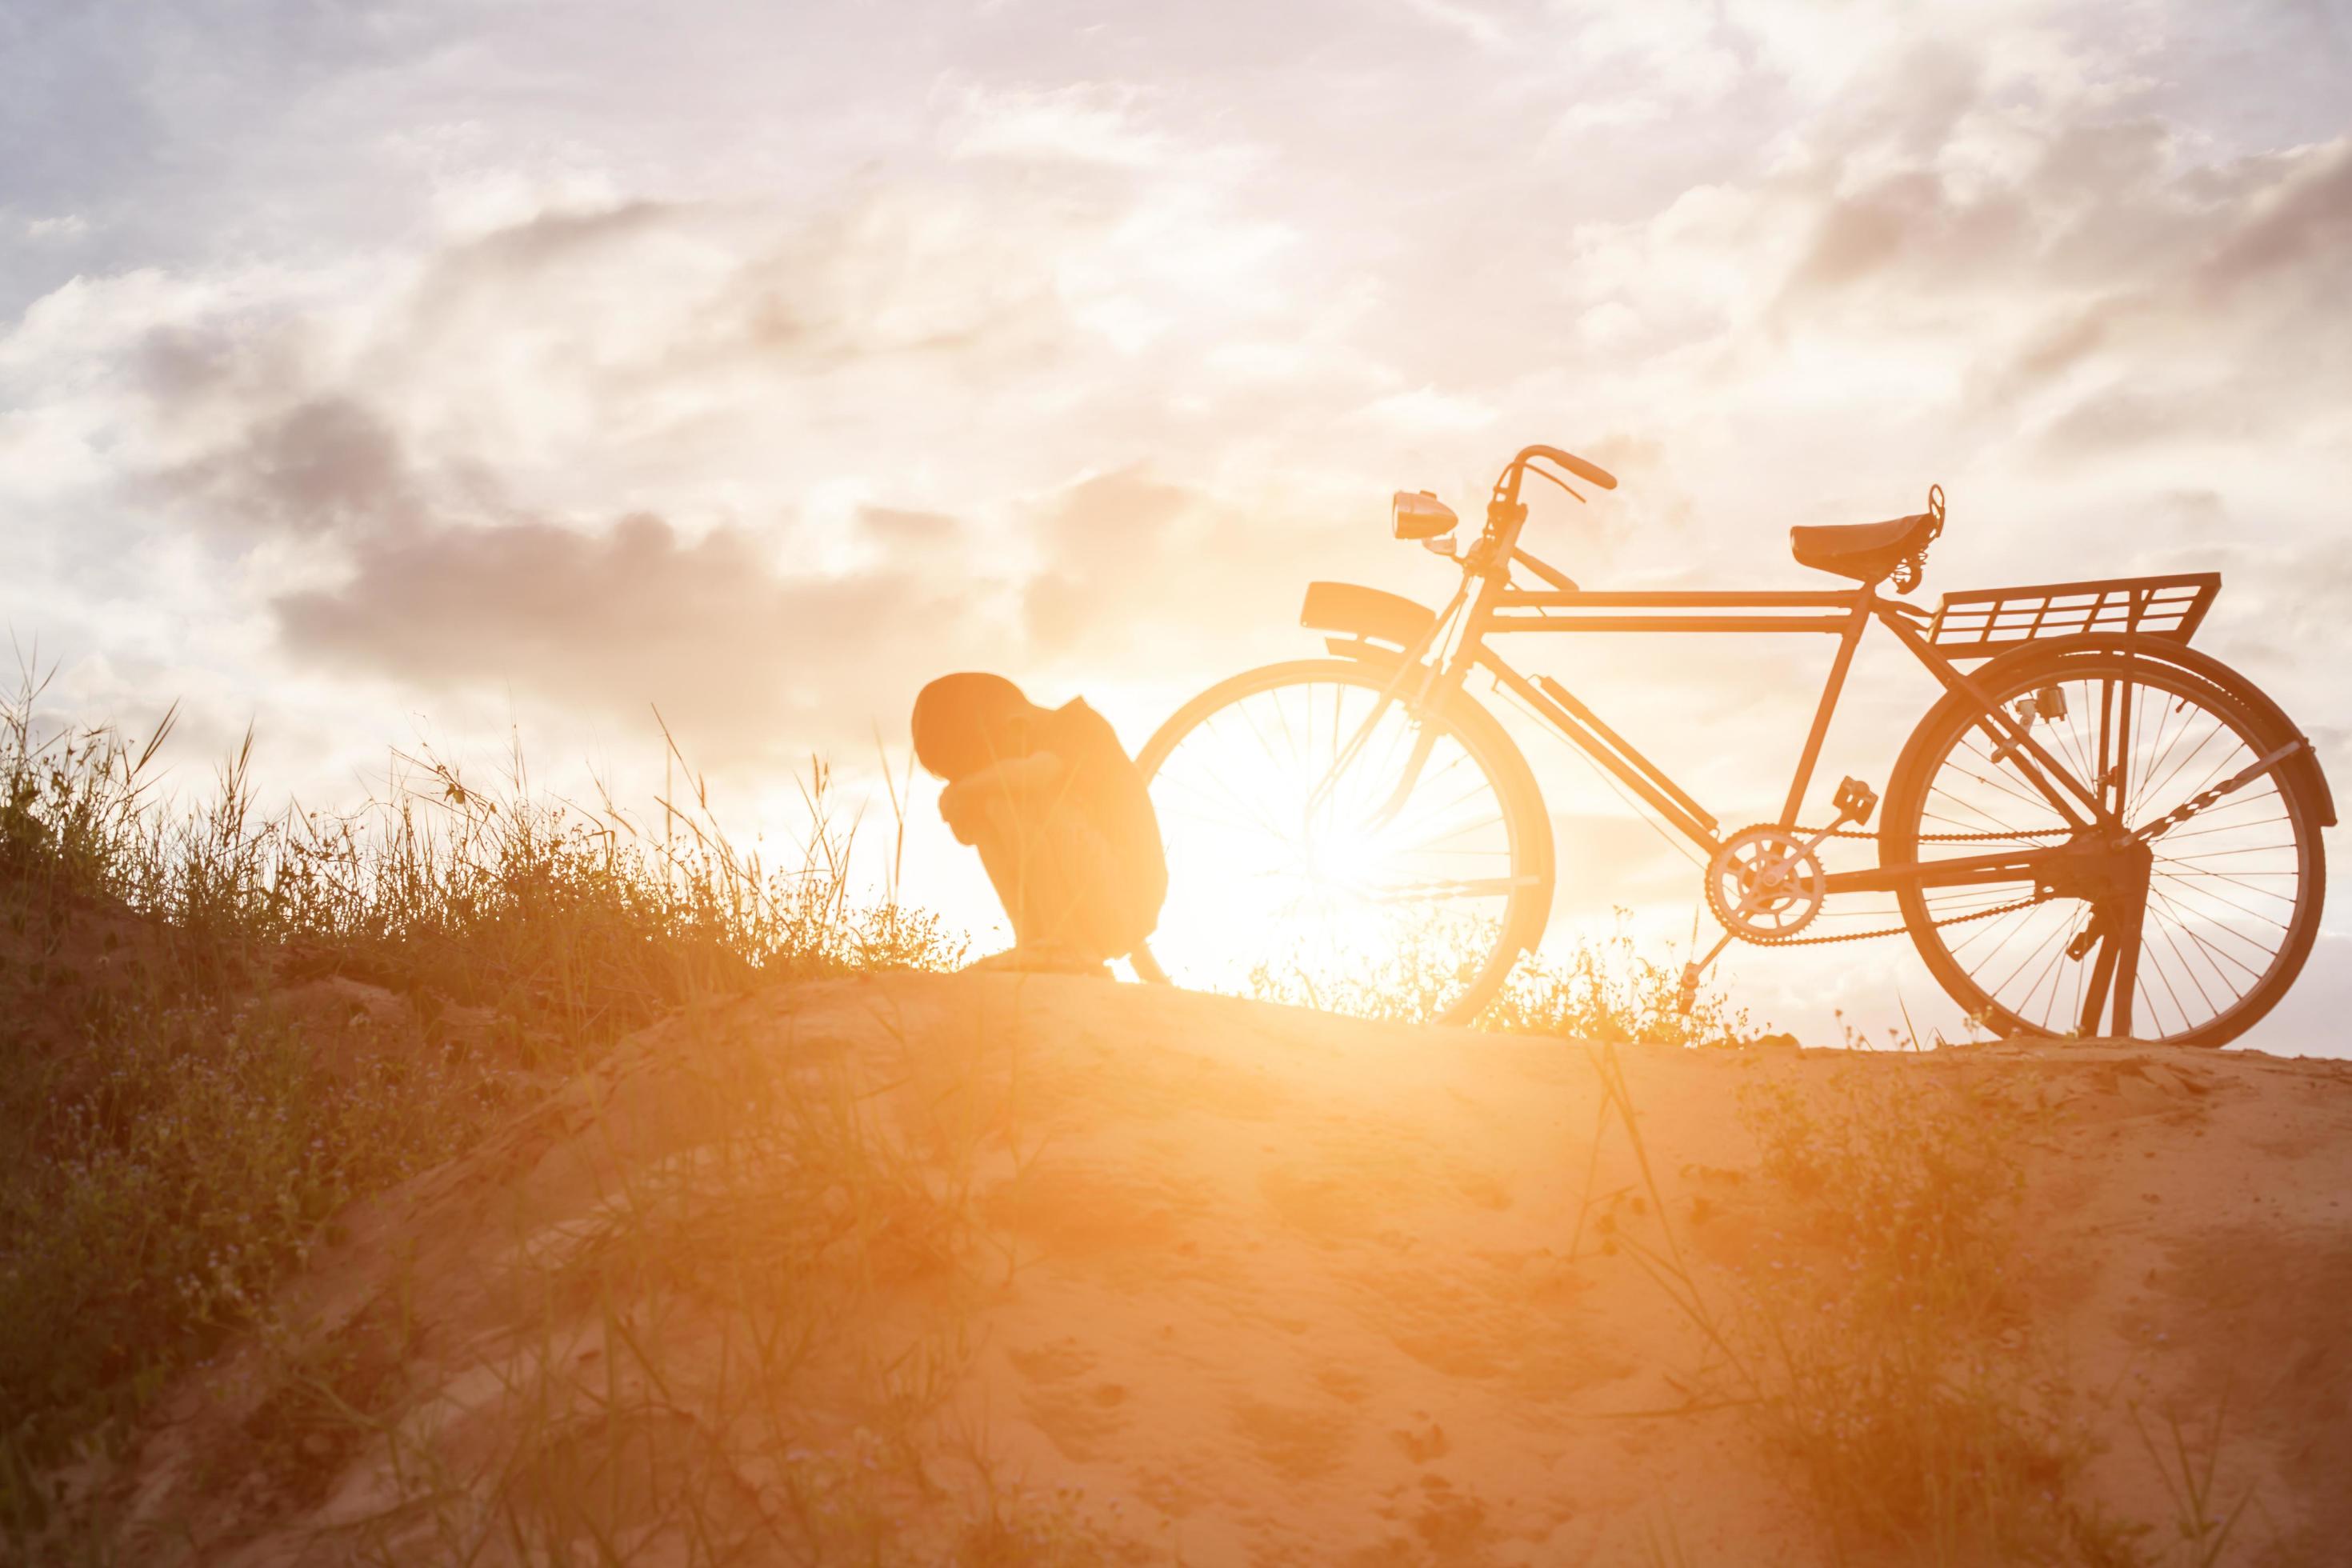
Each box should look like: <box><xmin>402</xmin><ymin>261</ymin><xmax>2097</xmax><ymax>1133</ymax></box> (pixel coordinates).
<box><xmin>1230</xmin><ymin>1395</ymin><xmax>1351</xmax><ymax>1482</ymax></box>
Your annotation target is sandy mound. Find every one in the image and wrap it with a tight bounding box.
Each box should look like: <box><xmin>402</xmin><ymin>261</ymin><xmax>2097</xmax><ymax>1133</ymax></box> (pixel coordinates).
<box><xmin>84</xmin><ymin>974</ymin><xmax>2352</xmax><ymax>1565</ymax></box>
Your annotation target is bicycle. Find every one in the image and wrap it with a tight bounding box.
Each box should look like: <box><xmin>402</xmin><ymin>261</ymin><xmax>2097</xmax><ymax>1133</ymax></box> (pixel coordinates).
<box><xmin>1131</xmin><ymin>442</ymin><xmax>2332</xmax><ymax>1045</ymax></box>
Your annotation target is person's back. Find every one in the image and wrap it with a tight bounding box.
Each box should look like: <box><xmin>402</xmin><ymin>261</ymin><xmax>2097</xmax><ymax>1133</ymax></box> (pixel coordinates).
<box><xmin>911</xmin><ymin>673</ymin><xmax>1166</xmax><ymax>970</ymax></box>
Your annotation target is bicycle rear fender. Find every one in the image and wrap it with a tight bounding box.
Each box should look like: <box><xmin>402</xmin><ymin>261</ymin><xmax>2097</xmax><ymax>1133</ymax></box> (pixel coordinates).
<box><xmin>1302</xmin><ymin>581</ymin><xmax>1438</xmax><ymax>653</ymax></box>
<box><xmin>1917</xmin><ymin>632</ymin><xmax>2335</xmax><ymax>827</ymax></box>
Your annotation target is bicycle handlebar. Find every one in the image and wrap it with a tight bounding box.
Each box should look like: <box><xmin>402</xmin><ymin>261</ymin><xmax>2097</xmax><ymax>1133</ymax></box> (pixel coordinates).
<box><xmin>1478</xmin><ymin>443</ymin><xmax>1617</xmax><ymax>556</ymax></box>
<box><xmin>1458</xmin><ymin>444</ymin><xmax>1616</xmax><ymax>589</ymax></box>
<box><xmin>1515</xmin><ymin>445</ymin><xmax>1617</xmax><ymax>492</ymax></box>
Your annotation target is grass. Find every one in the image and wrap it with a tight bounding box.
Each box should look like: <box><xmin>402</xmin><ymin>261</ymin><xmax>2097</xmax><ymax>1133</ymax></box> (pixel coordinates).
<box><xmin>121</xmin><ymin>918</ymin><xmax>1150</xmax><ymax>1565</ymax></box>
<box><xmin>0</xmin><ymin>669</ymin><xmax>963</xmax><ymax>1548</ymax></box>
<box><xmin>1574</xmin><ymin>1037</ymin><xmax>2262</xmax><ymax>1566</ymax></box>
<box><xmin>1730</xmin><ymin>1070</ymin><xmax>2138</xmax><ymax>1563</ymax></box>
<box><xmin>1484</xmin><ymin>911</ymin><xmax>1755</xmax><ymax>1046</ymax></box>
<box><xmin>270</xmin><ymin>995</ymin><xmax>1093</xmax><ymax>1566</ymax></box>
<box><xmin>1242</xmin><ymin>906</ymin><xmax>1758</xmax><ymax>1046</ymax></box>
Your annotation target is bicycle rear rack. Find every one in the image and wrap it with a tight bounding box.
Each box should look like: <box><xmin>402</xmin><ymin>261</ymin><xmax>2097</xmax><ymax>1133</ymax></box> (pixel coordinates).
<box><xmin>1925</xmin><ymin>572</ymin><xmax>2219</xmax><ymax>655</ymax></box>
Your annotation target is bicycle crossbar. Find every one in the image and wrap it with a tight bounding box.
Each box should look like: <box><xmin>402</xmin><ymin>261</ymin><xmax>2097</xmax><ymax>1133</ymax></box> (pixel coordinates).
<box><xmin>1486</xmin><ymin>614</ymin><xmax>1856</xmax><ymax>633</ymax></box>
<box><xmin>1489</xmin><ymin>587</ymin><xmax>1868</xmax><ymax>634</ymax></box>
<box><xmin>1499</xmin><ymin>590</ymin><xmax>1861</xmax><ymax>608</ymax></box>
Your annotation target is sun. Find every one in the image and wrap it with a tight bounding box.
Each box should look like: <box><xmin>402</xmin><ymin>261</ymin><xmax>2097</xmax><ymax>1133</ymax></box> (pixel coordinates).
<box><xmin>1136</xmin><ymin>673</ymin><xmax>1522</xmax><ymax>1018</ymax></box>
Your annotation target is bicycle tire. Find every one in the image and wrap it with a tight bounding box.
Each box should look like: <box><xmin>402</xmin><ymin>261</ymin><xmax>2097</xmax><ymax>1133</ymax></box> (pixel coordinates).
<box><xmin>1131</xmin><ymin>658</ymin><xmax>1554</xmax><ymax>1026</ymax></box>
<box><xmin>1883</xmin><ymin>650</ymin><xmax>2326</xmax><ymax>1046</ymax></box>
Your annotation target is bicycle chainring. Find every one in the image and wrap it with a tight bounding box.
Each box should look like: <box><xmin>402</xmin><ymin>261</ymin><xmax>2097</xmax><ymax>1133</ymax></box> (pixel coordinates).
<box><xmin>1706</xmin><ymin>826</ymin><xmax>1829</xmax><ymax>942</ymax></box>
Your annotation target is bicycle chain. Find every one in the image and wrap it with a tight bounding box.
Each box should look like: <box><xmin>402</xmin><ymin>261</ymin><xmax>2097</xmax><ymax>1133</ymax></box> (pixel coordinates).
<box><xmin>1728</xmin><ymin>824</ymin><xmax>2065</xmax><ymax>947</ymax></box>
<box><xmin>1798</xmin><ymin>826</ymin><xmax>2070</xmax><ymax>842</ymax></box>
<box><xmin>1734</xmin><ymin>893</ymin><xmax>2050</xmax><ymax>948</ymax></box>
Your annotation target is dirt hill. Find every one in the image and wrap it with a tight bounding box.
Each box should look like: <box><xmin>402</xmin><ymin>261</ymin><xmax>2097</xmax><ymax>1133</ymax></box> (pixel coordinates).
<box><xmin>66</xmin><ymin>974</ymin><xmax>2352</xmax><ymax>1566</ymax></box>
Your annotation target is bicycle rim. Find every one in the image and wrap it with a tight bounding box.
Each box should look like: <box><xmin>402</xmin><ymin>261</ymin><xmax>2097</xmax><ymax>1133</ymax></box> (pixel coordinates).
<box><xmin>1132</xmin><ymin>660</ymin><xmax>1548</xmax><ymax>1026</ymax></box>
<box><xmin>1888</xmin><ymin>654</ymin><xmax>2324</xmax><ymax>1046</ymax></box>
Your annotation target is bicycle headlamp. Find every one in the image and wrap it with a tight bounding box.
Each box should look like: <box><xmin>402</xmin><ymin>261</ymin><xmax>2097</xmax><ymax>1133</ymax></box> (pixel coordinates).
<box><xmin>1391</xmin><ymin>490</ymin><xmax>1457</xmax><ymax>541</ymax></box>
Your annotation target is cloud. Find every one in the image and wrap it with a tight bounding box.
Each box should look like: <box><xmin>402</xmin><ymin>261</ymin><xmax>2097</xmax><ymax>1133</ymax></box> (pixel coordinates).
<box><xmin>271</xmin><ymin>506</ymin><xmax>1002</xmax><ymax>759</ymax></box>
<box><xmin>857</xmin><ymin>504</ymin><xmax>962</xmax><ymax>547</ymax></box>
<box><xmin>150</xmin><ymin>395</ymin><xmax>420</xmax><ymax>536</ymax></box>
<box><xmin>942</xmin><ymin>80</ymin><xmax>1178</xmax><ymax>169</ymax></box>
<box><xmin>6</xmin><ymin>0</ymin><xmax>2349</xmax><ymax>1021</ymax></box>
<box><xmin>1395</xmin><ymin>0</ymin><xmax>1506</xmax><ymax>50</ymax></box>
<box><xmin>1016</xmin><ymin>462</ymin><xmax>1361</xmax><ymax>675</ymax></box>
<box><xmin>1359</xmin><ymin>386</ymin><xmax>1499</xmax><ymax>433</ymax></box>
<box><xmin>422</xmin><ymin>200</ymin><xmax>682</xmax><ymax>286</ymax></box>
<box><xmin>1022</xmin><ymin>466</ymin><xmax>1196</xmax><ymax>656</ymax></box>
<box><xmin>2199</xmin><ymin>138</ymin><xmax>2352</xmax><ymax>294</ymax></box>
<box><xmin>1548</xmin><ymin>58</ymin><xmax>2352</xmax><ymax>490</ymax></box>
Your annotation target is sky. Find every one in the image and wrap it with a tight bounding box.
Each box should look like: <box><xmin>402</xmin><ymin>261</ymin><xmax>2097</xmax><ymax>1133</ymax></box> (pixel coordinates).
<box><xmin>3</xmin><ymin>0</ymin><xmax>2349</xmax><ymax>1049</ymax></box>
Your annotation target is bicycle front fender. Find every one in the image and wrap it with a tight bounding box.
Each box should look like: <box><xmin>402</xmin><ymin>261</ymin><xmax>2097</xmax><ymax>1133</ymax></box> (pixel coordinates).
<box><xmin>1301</xmin><ymin>580</ymin><xmax>1438</xmax><ymax>653</ymax></box>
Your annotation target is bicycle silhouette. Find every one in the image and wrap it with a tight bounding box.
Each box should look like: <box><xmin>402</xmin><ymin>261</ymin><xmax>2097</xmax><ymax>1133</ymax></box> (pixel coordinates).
<box><xmin>1134</xmin><ymin>443</ymin><xmax>2330</xmax><ymax>1045</ymax></box>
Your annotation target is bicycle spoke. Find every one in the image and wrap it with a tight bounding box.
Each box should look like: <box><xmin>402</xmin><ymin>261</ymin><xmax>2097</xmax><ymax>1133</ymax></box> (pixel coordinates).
<box><xmin>2156</xmin><ymin>806</ymin><xmax>2286</xmax><ymax>843</ymax></box>
<box><xmin>2150</xmin><ymin>874</ymin><xmax>2291</xmax><ymax>932</ymax></box>
<box><xmin>2012</xmin><ymin>910</ymin><xmax>2086</xmax><ymax>1027</ymax></box>
<box><xmin>2133</xmin><ymin>722</ymin><xmax>2230</xmax><ymax>821</ymax></box>
<box><xmin>1953</xmin><ymin>746</ymin><xmax>2068</xmax><ymax>818</ymax></box>
<box><xmin>2146</xmin><ymin>886</ymin><xmax>2267</xmax><ymax>981</ymax></box>
<box><xmin>1922</xmin><ymin>802</ymin><xmax>2045</xmax><ymax>841</ymax></box>
<box><xmin>1162</xmin><ymin>746</ymin><xmax>1295</xmax><ymax>842</ymax></box>
<box><xmin>1952</xmin><ymin>900</ymin><xmax>2044</xmax><ymax>973</ymax></box>
<box><xmin>2124</xmin><ymin>685</ymin><xmax>2190</xmax><ymax>826</ymax></box>
<box><xmin>2148</xmin><ymin>912</ymin><xmax>2221</xmax><ymax>1020</ymax></box>
<box><xmin>2159</xmin><ymin>845</ymin><xmax>2298</xmax><ymax>863</ymax></box>
<box><xmin>1145</xmin><ymin>670</ymin><xmax>1526</xmax><ymax>1024</ymax></box>
<box><xmin>1369</xmin><ymin>875</ymin><xmax>1534</xmax><ymax>902</ymax></box>
<box><xmin>1901</xmin><ymin>654</ymin><xmax>2314</xmax><ymax>1045</ymax></box>
<box><xmin>2154</xmin><ymin>739</ymin><xmax>2254</xmax><ymax>825</ymax></box>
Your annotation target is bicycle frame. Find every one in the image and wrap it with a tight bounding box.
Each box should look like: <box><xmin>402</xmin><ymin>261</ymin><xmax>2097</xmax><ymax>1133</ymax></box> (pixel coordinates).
<box><xmin>1352</xmin><ymin>456</ymin><xmax>2129</xmax><ymax>908</ymax></box>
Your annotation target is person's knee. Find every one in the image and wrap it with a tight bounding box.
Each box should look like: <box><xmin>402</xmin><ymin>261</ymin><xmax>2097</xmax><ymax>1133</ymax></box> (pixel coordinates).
<box><xmin>942</xmin><ymin>775</ymin><xmax>1025</xmax><ymax>849</ymax></box>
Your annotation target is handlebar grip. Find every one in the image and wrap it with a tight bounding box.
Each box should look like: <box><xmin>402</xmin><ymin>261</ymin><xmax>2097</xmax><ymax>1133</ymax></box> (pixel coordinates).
<box><xmin>1523</xmin><ymin>445</ymin><xmax>1618</xmax><ymax>491</ymax></box>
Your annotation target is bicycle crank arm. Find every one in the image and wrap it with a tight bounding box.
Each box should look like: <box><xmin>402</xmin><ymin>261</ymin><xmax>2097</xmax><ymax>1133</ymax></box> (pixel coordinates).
<box><xmin>2133</xmin><ymin>737</ymin><xmax>2307</xmax><ymax>843</ymax></box>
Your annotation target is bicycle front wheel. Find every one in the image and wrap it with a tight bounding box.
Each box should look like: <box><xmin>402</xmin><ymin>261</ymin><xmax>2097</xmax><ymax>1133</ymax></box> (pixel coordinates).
<box><xmin>1132</xmin><ymin>659</ymin><xmax>1552</xmax><ymax>1026</ymax></box>
<box><xmin>1885</xmin><ymin>650</ymin><xmax>2326</xmax><ymax>1046</ymax></box>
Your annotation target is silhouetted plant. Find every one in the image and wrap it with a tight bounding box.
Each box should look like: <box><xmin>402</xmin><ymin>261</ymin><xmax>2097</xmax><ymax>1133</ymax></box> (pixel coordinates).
<box><xmin>0</xmin><ymin>669</ymin><xmax>958</xmax><ymax>1501</ymax></box>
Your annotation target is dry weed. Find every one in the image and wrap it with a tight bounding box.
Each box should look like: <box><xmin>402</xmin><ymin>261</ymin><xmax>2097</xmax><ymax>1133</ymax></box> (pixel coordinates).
<box><xmin>0</xmin><ymin>666</ymin><xmax>959</xmax><ymax>1553</ymax></box>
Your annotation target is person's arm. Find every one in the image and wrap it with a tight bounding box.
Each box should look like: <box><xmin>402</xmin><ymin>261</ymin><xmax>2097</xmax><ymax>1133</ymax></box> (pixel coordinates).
<box><xmin>938</xmin><ymin>754</ymin><xmax>1068</xmax><ymax>844</ymax></box>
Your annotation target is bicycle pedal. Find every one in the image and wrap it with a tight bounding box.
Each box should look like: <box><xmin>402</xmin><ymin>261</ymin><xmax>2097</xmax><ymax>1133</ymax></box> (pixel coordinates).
<box><xmin>1831</xmin><ymin>775</ymin><xmax>1878</xmax><ymax>826</ymax></box>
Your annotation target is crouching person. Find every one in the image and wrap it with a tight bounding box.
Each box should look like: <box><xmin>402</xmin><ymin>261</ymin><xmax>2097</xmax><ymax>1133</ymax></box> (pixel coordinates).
<box><xmin>911</xmin><ymin>673</ymin><xmax>1167</xmax><ymax>974</ymax></box>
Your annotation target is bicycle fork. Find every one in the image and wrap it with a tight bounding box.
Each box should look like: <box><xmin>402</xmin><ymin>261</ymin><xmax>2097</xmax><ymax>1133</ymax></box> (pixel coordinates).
<box><xmin>1305</xmin><ymin>583</ymin><xmax>1474</xmax><ymax>825</ymax></box>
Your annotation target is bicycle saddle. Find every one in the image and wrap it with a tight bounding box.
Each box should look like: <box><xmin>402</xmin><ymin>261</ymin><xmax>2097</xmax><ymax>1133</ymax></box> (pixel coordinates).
<box><xmin>1790</xmin><ymin>486</ymin><xmax>1946</xmax><ymax>593</ymax></box>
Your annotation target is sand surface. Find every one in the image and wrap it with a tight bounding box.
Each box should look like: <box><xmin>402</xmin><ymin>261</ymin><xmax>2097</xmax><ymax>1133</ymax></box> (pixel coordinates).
<box><xmin>88</xmin><ymin>974</ymin><xmax>2352</xmax><ymax>1565</ymax></box>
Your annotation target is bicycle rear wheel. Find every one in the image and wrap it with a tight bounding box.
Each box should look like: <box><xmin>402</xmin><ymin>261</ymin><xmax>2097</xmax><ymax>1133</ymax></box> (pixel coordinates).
<box><xmin>1131</xmin><ymin>658</ymin><xmax>1552</xmax><ymax>1026</ymax></box>
<box><xmin>1884</xmin><ymin>651</ymin><xmax>2325</xmax><ymax>1046</ymax></box>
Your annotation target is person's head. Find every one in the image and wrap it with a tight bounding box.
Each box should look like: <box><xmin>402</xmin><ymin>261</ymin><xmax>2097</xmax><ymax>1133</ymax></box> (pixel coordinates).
<box><xmin>911</xmin><ymin>672</ymin><xmax>1046</xmax><ymax>782</ymax></box>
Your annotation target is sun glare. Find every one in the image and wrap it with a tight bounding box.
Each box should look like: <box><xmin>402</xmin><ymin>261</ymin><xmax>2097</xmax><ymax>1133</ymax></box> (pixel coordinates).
<box><xmin>1138</xmin><ymin>669</ymin><xmax>1525</xmax><ymax>1019</ymax></box>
